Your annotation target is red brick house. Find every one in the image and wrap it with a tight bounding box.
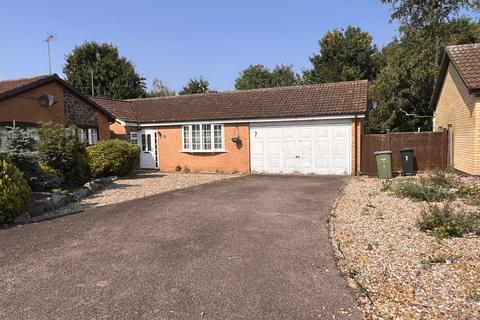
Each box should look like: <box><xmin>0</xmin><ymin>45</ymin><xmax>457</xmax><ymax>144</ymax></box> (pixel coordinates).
<box><xmin>94</xmin><ymin>81</ymin><xmax>368</xmax><ymax>175</ymax></box>
<box><xmin>0</xmin><ymin>74</ymin><xmax>115</xmax><ymax>150</ymax></box>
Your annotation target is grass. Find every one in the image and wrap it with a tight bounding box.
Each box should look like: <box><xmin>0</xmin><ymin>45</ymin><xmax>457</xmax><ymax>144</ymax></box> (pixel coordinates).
<box><xmin>418</xmin><ymin>203</ymin><xmax>480</xmax><ymax>238</ymax></box>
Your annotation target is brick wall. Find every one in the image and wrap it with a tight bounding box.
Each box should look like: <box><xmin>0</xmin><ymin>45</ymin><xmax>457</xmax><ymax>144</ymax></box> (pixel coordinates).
<box><xmin>435</xmin><ymin>62</ymin><xmax>480</xmax><ymax>174</ymax></box>
<box><xmin>0</xmin><ymin>81</ymin><xmax>111</xmax><ymax>141</ymax></box>
<box><xmin>0</xmin><ymin>81</ymin><xmax>65</xmax><ymax>125</ymax></box>
<box><xmin>157</xmin><ymin>123</ymin><xmax>250</xmax><ymax>173</ymax></box>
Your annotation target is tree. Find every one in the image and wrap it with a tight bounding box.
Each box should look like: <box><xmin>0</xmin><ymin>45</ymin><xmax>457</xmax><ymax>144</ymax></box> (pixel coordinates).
<box><xmin>147</xmin><ymin>79</ymin><xmax>176</xmax><ymax>97</ymax></box>
<box><xmin>179</xmin><ymin>78</ymin><xmax>210</xmax><ymax>95</ymax></box>
<box><xmin>63</xmin><ymin>41</ymin><xmax>146</xmax><ymax>99</ymax></box>
<box><xmin>303</xmin><ymin>26</ymin><xmax>379</xmax><ymax>84</ymax></box>
<box><xmin>235</xmin><ymin>64</ymin><xmax>299</xmax><ymax>90</ymax></box>
<box><xmin>367</xmin><ymin>1</ymin><xmax>480</xmax><ymax>133</ymax></box>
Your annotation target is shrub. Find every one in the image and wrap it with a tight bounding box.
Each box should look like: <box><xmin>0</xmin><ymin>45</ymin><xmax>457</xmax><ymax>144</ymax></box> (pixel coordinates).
<box><xmin>87</xmin><ymin>139</ymin><xmax>140</xmax><ymax>177</ymax></box>
<box><xmin>423</xmin><ymin>169</ymin><xmax>457</xmax><ymax>189</ymax></box>
<box><xmin>419</xmin><ymin>204</ymin><xmax>480</xmax><ymax>238</ymax></box>
<box><xmin>38</xmin><ymin>123</ymin><xmax>90</xmax><ymax>187</ymax></box>
<box><xmin>0</xmin><ymin>155</ymin><xmax>31</xmax><ymax>225</ymax></box>
<box><xmin>391</xmin><ymin>179</ymin><xmax>453</xmax><ymax>202</ymax></box>
<box><xmin>3</xmin><ymin>126</ymin><xmax>38</xmax><ymax>178</ymax></box>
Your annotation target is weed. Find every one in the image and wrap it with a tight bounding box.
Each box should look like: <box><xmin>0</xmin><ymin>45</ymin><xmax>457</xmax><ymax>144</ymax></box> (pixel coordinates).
<box><xmin>419</xmin><ymin>204</ymin><xmax>480</xmax><ymax>238</ymax></box>
<box><xmin>391</xmin><ymin>179</ymin><xmax>453</xmax><ymax>202</ymax></box>
<box><xmin>175</xmin><ymin>164</ymin><xmax>182</xmax><ymax>172</ymax></box>
<box><xmin>424</xmin><ymin>169</ymin><xmax>457</xmax><ymax>189</ymax></box>
<box><xmin>456</xmin><ymin>181</ymin><xmax>480</xmax><ymax>205</ymax></box>
<box><xmin>183</xmin><ymin>166</ymin><xmax>190</xmax><ymax>173</ymax></box>
<box><xmin>366</xmin><ymin>243</ymin><xmax>374</xmax><ymax>251</ymax></box>
<box><xmin>470</xmin><ymin>288</ymin><xmax>480</xmax><ymax>302</ymax></box>
<box><xmin>381</xmin><ymin>179</ymin><xmax>393</xmax><ymax>191</ymax></box>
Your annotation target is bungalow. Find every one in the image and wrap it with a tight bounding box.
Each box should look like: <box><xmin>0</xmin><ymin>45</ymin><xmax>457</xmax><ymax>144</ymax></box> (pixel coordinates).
<box><xmin>93</xmin><ymin>80</ymin><xmax>368</xmax><ymax>175</ymax></box>
<box><xmin>0</xmin><ymin>74</ymin><xmax>115</xmax><ymax>150</ymax></box>
<box><xmin>432</xmin><ymin>43</ymin><xmax>480</xmax><ymax>175</ymax></box>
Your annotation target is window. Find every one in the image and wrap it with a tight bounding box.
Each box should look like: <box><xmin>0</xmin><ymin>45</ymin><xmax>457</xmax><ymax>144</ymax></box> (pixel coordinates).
<box><xmin>78</xmin><ymin>128</ymin><xmax>98</xmax><ymax>145</ymax></box>
<box><xmin>182</xmin><ymin>124</ymin><xmax>224</xmax><ymax>152</ymax></box>
<box><xmin>130</xmin><ymin>132</ymin><xmax>139</xmax><ymax>145</ymax></box>
<box><xmin>88</xmin><ymin>128</ymin><xmax>98</xmax><ymax>145</ymax></box>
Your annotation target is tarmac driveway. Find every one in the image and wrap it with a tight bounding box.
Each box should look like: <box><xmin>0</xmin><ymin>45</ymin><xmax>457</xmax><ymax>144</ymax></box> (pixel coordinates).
<box><xmin>0</xmin><ymin>175</ymin><xmax>360</xmax><ymax>319</ymax></box>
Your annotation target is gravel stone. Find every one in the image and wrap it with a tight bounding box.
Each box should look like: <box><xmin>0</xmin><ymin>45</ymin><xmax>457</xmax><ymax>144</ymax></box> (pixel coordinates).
<box><xmin>56</xmin><ymin>172</ymin><xmax>238</xmax><ymax>216</ymax></box>
<box><xmin>330</xmin><ymin>177</ymin><xmax>480</xmax><ymax>319</ymax></box>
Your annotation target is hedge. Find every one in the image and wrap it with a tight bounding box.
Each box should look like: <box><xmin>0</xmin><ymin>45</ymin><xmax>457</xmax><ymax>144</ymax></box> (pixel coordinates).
<box><xmin>87</xmin><ymin>139</ymin><xmax>140</xmax><ymax>177</ymax></box>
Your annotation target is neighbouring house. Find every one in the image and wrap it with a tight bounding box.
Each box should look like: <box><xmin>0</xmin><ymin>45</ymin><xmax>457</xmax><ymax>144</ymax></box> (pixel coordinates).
<box><xmin>0</xmin><ymin>74</ymin><xmax>115</xmax><ymax>151</ymax></box>
<box><xmin>93</xmin><ymin>80</ymin><xmax>368</xmax><ymax>175</ymax></box>
<box><xmin>432</xmin><ymin>43</ymin><xmax>480</xmax><ymax>175</ymax></box>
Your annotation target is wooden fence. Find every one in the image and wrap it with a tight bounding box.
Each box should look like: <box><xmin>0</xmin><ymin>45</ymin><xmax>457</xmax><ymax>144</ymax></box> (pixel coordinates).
<box><xmin>361</xmin><ymin>131</ymin><xmax>448</xmax><ymax>176</ymax></box>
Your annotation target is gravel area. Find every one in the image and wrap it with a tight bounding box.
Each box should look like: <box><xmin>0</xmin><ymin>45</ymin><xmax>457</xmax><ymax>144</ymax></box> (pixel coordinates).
<box><xmin>56</xmin><ymin>171</ymin><xmax>239</xmax><ymax>216</ymax></box>
<box><xmin>330</xmin><ymin>177</ymin><xmax>480</xmax><ymax>319</ymax></box>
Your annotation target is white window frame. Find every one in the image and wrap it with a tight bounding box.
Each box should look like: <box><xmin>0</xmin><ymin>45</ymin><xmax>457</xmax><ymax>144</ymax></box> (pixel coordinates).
<box><xmin>182</xmin><ymin>123</ymin><xmax>225</xmax><ymax>152</ymax></box>
<box><xmin>87</xmin><ymin>128</ymin><xmax>98</xmax><ymax>145</ymax></box>
<box><xmin>130</xmin><ymin>132</ymin><xmax>139</xmax><ymax>145</ymax></box>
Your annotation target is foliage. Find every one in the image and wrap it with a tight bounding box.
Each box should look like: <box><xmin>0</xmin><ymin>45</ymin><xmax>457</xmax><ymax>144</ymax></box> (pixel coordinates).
<box><xmin>179</xmin><ymin>78</ymin><xmax>210</xmax><ymax>95</ymax></box>
<box><xmin>303</xmin><ymin>26</ymin><xmax>379</xmax><ymax>84</ymax></box>
<box><xmin>63</xmin><ymin>41</ymin><xmax>146</xmax><ymax>99</ymax></box>
<box><xmin>367</xmin><ymin>1</ymin><xmax>480</xmax><ymax>133</ymax></box>
<box><xmin>175</xmin><ymin>164</ymin><xmax>182</xmax><ymax>172</ymax></box>
<box><xmin>0</xmin><ymin>154</ymin><xmax>31</xmax><ymax>225</ymax></box>
<box><xmin>235</xmin><ymin>64</ymin><xmax>299</xmax><ymax>90</ymax></box>
<box><xmin>3</xmin><ymin>126</ymin><xmax>38</xmax><ymax>177</ymax></box>
<box><xmin>38</xmin><ymin>123</ymin><xmax>90</xmax><ymax>187</ymax></box>
<box><xmin>147</xmin><ymin>79</ymin><xmax>176</xmax><ymax>97</ymax></box>
<box><xmin>388</xmin><ymin>178</ymin><xmax>453</xmax><ymax>202</ymax></box>
<box><xmin>455</xmin><ymin>180</ymin><xmax>480</xmax><ymax>205</ymax></box>
<box><xmin>87</xmin><ymin>139</ymin><xmax>140</xmax><ymax>177</ymax></box>
<box><xmin>419</xmin><ymin>203</ymin><xmax>480</xmax><ymax>238</ymax></box>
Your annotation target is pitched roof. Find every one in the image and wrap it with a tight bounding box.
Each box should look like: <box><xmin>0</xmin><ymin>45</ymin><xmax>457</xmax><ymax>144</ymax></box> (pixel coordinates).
<box><xmin>446</xmin><ymin>43</ymin><xmax>480</xmax><ymax>90</ymax></box>
<box><xmin>97</xmin><ymin>80</ymin><xmax>368</xmax><ymax>124</ymax></box>
<box><xmin>0</xmin><ymin>75</ymin><xmax>53</xmax><ymax>99</ymax></box>
<box><xmin>431</xmin><ymin>43</ymin><xmax>480</xmax><ymax>109</ymax></box>
<box><xmin>90</xmin><ymin>97</ymin><xmax>138</xmax><ymax>122</ymax></box>
<box><xmin>0</xmin><ymin>74</ymin><xmax>115</xmax><ymax>121</ymax></box>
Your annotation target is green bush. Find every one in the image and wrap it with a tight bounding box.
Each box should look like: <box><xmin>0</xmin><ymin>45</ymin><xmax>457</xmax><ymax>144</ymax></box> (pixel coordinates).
<box><xmin>423</xmin><ymin>169</ymin><xmax>457</xmax><ymax>189</ymax></box>
<box><xmin>419</xmin><ymin>204</ymin><xmax>480</xmax><ymax>238</ymax></box>
<box><xmin>391</xmin><ymin>179</ymin><xmax>453</xmax><ymax>202</ymax></box>
<box><xmin>38</xmin><ymin>123</ymin><xmax>90</xmax><ymax>187</ymax></box>
<box><xmin>87</xmin><ymin>139</ymin><xmax>140</xmax><ymax>177</ymax></box>
<box><xmin>0</xmin><ymin>155</ymin><xmax>31</xmax><ymax>225</ymax></box>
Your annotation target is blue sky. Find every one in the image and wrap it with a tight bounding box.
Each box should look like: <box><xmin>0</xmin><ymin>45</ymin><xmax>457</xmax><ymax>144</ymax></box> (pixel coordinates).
<box><xmin>1</xmin><ymin>0</ymin><xmax>399</xmax><ymax>91</ymax></box>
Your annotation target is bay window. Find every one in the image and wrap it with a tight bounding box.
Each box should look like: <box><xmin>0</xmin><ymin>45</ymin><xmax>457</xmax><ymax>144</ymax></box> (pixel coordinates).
<box><xmin>182</xmin><ymin>124</ymin><xmax>224</xmax><ymax>152</ymax></box>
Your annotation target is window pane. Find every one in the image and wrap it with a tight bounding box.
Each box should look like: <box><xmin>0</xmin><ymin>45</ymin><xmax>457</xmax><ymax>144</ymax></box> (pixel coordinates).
<box><xmin>202</xmin><ymin>124</ymin><xmax>212</xmax><ymax>150</ymax></box>
<box><xmin>183</xmin><ymin>126</ymin><xmax>190</xmax><ymax>149</ymax></box>
<box><xmin>79</xmin><ymin>129</ymin><xmax>87</xmax><ymax>144</ymax></box>
<box><xmin>88</xmin><ymin>128</ymin><xmax>98</xmax><ymax>145</ymax></box>
<box><xmin>147</xmin><ymin>134</ymin><xmax>152</xmax><ymax>151</ymax></box>
<box><xmin>192</xmin><ymin>124</ymin><xmax>201</xmax><ymax>150</ymax></box>
<box><xmin>141</xmin><ymin>134</ymin><xmax>146</xmax><ymax>152</ymax></box>
<box><xmin>214</xmin><ymin>125</ymin><xmax>223</xmax><ymax>149</ymax></box>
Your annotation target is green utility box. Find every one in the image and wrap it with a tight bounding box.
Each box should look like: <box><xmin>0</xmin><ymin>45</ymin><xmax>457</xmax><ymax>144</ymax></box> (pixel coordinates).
<box><xmin>374</xmin><ymin>150</ymin><xmax>393</xmax><ymax>179</ymax></box>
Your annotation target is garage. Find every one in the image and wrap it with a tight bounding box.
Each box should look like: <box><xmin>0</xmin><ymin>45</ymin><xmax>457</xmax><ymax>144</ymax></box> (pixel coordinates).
<box><xmin>250</xmin><ymin>120</ymin><xmax>352</xmax><ymax>175</ymax></box>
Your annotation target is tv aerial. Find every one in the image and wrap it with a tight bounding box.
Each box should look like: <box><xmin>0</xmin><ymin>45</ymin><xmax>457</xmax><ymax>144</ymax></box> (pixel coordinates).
<box><xmin>43</xmin><ymin>33</ymin><xmax>56</xmax><ymax>74</ymax></box>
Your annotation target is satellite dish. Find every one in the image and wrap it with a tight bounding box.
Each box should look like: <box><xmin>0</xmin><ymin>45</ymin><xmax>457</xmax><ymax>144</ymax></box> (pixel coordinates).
<box><xmin>39</xmin><ymin>94</ymin><xmax>55</xmax><ymax>107</ymax></box>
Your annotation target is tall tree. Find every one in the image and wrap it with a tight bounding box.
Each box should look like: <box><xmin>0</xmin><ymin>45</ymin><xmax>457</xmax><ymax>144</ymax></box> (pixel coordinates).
<box><xmin>367</xmin><ymin>1</ymin><xmax>480</xmax><ymax>133</ymax></box>
<box><xmin>63</xmin><ymin>41</ymin><xmax>146</xmax><ymax>99</ymax></box>
<box><xmin>235</xmin><ymin>64</ymin><xmax>298</xmax><ymax>90</ymax></box>
<box><xmin>303</xmin><ymin>26</ymin><xmax>379</xmax><ymax>84</ymax></box>
<box><xmin>147</xmin><ymin>79</ymin><xmax>176</xmax><ymax>97</ymax></box>
<box><xmin>179</xmin><ymin>78</ymin><xmax>210</xmax><ymax>95</ymax></box>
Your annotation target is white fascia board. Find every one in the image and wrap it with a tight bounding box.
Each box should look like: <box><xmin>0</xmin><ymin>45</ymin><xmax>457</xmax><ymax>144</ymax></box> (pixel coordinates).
<box><xmin>134</xmin><ymin>114</ymin><xmax>365</xmax><ymax>127</ymax></box>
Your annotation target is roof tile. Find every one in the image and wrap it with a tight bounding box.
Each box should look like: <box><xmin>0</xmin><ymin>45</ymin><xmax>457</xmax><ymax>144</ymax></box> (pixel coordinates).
<box><xmin>447</xmin><ymin>43</ymin><xmax>480</xmax><ymax>90</ymax></box>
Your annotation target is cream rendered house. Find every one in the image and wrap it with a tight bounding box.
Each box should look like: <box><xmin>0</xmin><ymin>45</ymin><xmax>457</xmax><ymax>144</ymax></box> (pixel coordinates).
<box><xmin>433</xmin><ymin>43</ymin><xmax>480</xmax><ymax>175</ymax></box>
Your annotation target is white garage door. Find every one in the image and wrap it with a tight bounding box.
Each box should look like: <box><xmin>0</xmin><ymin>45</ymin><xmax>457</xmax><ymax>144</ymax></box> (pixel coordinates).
<box><xmin>250</xmin><ymin>120</ymin><xmax>352</xmax><ymax>175</ymax></box>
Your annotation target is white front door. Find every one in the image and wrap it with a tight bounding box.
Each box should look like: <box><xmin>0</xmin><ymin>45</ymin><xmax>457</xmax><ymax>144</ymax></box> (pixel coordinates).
<box><xmin>139</xmin><ymin>129</ymin><xmax>158</xmax><ymax>169</ymax></box>
<box><xmin>250</xmin><ymin>120</ymin><xmax>352</xmax><ymax>175</ymax></box>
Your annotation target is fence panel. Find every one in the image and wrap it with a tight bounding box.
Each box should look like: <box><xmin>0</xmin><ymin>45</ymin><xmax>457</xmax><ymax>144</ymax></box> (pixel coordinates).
<box><xmin>361</xmin><ymin>131</ymin><xmax>448</xmax><ymax>176</ymax></box>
